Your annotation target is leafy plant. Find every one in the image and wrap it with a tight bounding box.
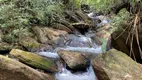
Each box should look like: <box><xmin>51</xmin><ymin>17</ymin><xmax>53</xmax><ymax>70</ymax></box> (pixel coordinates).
<box><xmin>0</xmin><ymin>0</ymin><xmax>64</xmax><ymax>43</ymax></box>
<box><xmin>101</xmin><ymin>38</ymin><xmax>107</xmax><ymax>53</ymax></box>
<box><xmin>110</xmin><ymin>8</ymin><xmax>130</xmax><ymax>32</ymax></box>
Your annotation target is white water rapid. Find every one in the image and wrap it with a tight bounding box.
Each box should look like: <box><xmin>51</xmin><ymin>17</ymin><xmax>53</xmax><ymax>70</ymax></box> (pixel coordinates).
<box><xmin>36</xmin><ymin>33</ymin><xmax>102</xmax><ymax>80</ymax></box>
<box><xmin>35</xmin><ymin>12</ymin><xmax>111</xmax><ymax>80</ymax></box>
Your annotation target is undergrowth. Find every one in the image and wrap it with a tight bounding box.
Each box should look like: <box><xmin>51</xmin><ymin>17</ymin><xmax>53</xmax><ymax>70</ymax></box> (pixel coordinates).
<box><xmin>0</xmin><ymin>0</ymin><xmax>64</xmax><ymax>43</ymax></box>
<box><xmin>111</xmin><ymin>0</ymin><xmax>142</xmax><ymax>60</ymax></box>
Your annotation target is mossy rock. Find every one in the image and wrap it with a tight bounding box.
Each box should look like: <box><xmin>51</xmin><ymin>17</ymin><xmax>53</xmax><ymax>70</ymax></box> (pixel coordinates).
<box><xmin>0</xmin><ymin>42</ymin><xmax>13</xmax><ymax>51</ymax></box>
<box><xmin>19</xmin><ymin>36</ymin><xmax>42</xmax><ymax>52</ymax></box>
<box><xmin>111</xmin><ymin>30</ymin><xmax>142</xmax><ymax>63</ymax></box>
<box><xmin>92</xmin><ymin>49</ymin><xmax>142</xmax><ymax>80</ymax></box>
<box><xmin>0</xmin><ymin>55</ymin><xmax>55</xmax><ymax>80</ymax></box>
<box><xmin>52</xmin><ymin>23</ymin><xmax>72</xmax><ymax>32</ymax></box>
<box><xmin>55</xmin><ymin>20</ymin><xmax>76</xmax><ymax>32</ymax></box>
<box><xmin>64</xmin><ymin>10</ymin><xmax>81</xmax><ymax>22</ymax></box>
<box><xmin>72</xmin><ymin>22</ymin><xmax>93</xmax><ymax>29</ymax></box>
<box><xmin>75</xmin><ymin>10</ymin><xmax>93</xmax><ymax>25</ymax></box>
<box><xmin>10</xmin><ymin>49</ymin><xmax>58</xmax><ymax>73</ymax></box>
<box><xmin>32</xmin><ymin>26</ymin><xmax>68</xmax><ymax>45</ymax></box>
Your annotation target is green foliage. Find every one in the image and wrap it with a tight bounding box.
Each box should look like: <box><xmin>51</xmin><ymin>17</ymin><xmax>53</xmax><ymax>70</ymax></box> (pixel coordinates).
<box><xmin>0</xmin><ymin>0</ymin><xmax>64</xmax><ymax>43</ymax></box>
<box><xmin>80</xmin><ymin>0</ymin><xmax>139</xmax><ymax>12</ymax></box>
<box><xmin>64</xmin><ymin>0</ymin><xmax>81</xmax><ymax>10</ymax></box>
<box><xmin>101</xmin><ymin>38</ymin><xmax>107</xmax><ymax>53</ymax></box>
<box><xmin>80</xmin><ymin>0</ymin><xmax>114</xmax><ymax>11</ymax></box>
<box><xmin>110</xmin><ymin>8</ymin><xmax>130</xmax><ymax>32</ymax></box>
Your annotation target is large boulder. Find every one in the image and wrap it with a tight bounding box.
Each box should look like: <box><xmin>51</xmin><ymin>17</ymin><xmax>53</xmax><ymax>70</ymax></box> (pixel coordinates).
<box><xmin>58</xmin><ymin>50</ymin><xmax>90</xmax><ymax>70</ymax></box>
<box><xmin>19</xmin><ymin>36</ymin><xmax>52</xmax><ymax>52</ymax></box>
<box><xmin>32</xmin><ymin>26</ymin><xmax>68</xmax><ymax>45</ymax></box>
<box><xmin>111</xmin><ymin>29</ymin><xmax>142</xmax><ymax>63</ymax></box>
<box><xmin>64</xmin><ymin>10</ymin><xmax>81</xmax><ymax>22</ymax></box>
<box><xmin>92</xmin><ymin>49</ymin><xmax>142</xmax><ymax>80</ymax></box>
<box><xmin>10</xmin><ymin>49</ymin><xmax>58</xmax><ymax>72</ymax></box>
<box><xmin>64</xmin><ymin>10</ymin><xmax>93</xmax><ymax>23</ymax></box>
<box><xmin>52</xmin><ymin>23</ymin><xmax>73</xmax><ymax>33</ymax></box>
<box><xmin>64</xmin><ymin>10</ymin><xmax>94</xmax><ymax>34</ymax></box>
<box><xmin>0</xmin><ymin>55</ymin><xmax>55</xmax><ymax>80</ymax></box>
<box><xmin>19</xmin><ymin>36</ymin><xmax>44</xmax><ymax>52</ymax></box>
<box><xmin>72</xmin><ymin>22</ymin><xmax>94</xmax><ymax>34</ymax></box>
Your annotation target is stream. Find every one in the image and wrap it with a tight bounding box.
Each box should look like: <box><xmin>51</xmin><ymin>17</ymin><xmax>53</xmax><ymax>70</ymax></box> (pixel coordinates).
<box><xmin>37</xmin><ymin>33</ymin><xmax>102</xmax><ymax>80</ymax></box>
<box><xmin>36</xmin><ymin>13</ymin><xmax>110</xmax><ymax>80</ymax></box>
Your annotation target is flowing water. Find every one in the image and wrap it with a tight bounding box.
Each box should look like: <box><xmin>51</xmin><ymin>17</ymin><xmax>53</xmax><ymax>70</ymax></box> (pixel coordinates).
<box><xmin>36</xmin><ymin>33</ymin><xmax>102</xmax><ymax>80</ymax></box>
<box><xmin>36</xmin><ymin>13</ymin><xmax>111</xmax><ymax>80</ymax></box>
<box><xmin>55</xmin><ymin>63</ymin><xmax>97</xmax><ymax>80</ymax></box>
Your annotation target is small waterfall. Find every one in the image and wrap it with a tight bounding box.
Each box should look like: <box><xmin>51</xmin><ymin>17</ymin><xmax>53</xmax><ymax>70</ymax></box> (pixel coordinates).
<box><xmin>34</xmin><ymin>13</ymin><xmax>111</xmax><ymax>80</ymax></box>
<box><xmin>55</xmin><ymin>62</ymin><xmax>97</xmax><ymax>80</ymax></box>
<box><xmin>62</xmin><ymin>46</ymin><xmax>102</xmax><ymax>54</ymax></box>
<box><xmin>36</xmin><ymin>52</ymin><xmax>59</xmax><ymax>59</ymax></box>
<box><xmin>37</xmin><ymin>33</ymin><xmax>102</xmax><ymax>80</ymax></box>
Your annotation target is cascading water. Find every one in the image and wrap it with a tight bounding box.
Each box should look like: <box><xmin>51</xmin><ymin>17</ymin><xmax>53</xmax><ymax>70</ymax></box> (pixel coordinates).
<box><xmin>36</xmin><ymin>33</ymin><xmax>102</xmax><ymax>80</ymax></box>
<box><xmin>55</xmin><ymin>62</ymin><xmax>97</xmax><ymax>80</ymax></box>
<box><xmin>36</xmin><ymin>13</ymin><xmax>110</xmax><ymax>80</ymax></box>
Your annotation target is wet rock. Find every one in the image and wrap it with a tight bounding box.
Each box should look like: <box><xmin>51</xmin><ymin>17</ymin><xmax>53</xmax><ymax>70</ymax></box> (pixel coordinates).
<box><xmin>87</xmin><ymin>12</ymin><xmax>102</xmax><ymax>25</ymax></box>
<box><xmin>53</xmin><ymin>20</ymin><xmax>77</xmax><ymax>33</ymax></box>
<box><xmin>64</xmin><ymin>10</ymin><xmax>93</xmax><ymax>25</ymax></box>
<box><xmin>75</xmin><ymin>10</ymin><xmax>92</xmax><ymax>23</ymax></box>
<box><xmin>64</xmin><ymin>34</ymin><xmax>93</xmax><ymax>47</ymax></box>
<box><xmin>32</xmin><ymin>26</ymin><xmax>68</xmax><ymax>45</ymax></box>
<box><xmin>10</xmin><ymin>49</ymin><xmax>58</xmax><ymax>72</ymax></box>
<box><xmin>90</xmin><ymin>34</ymin><xmax>102</xmax><ymax>46</ymax></box>
<box><xmin>19</xmin><ymin>36</ymin><xmax>45</xmax><ymax>52</ymax></box>
<box><xmin>96</xmin><ymin>30</ymin><xmax>111</xmax><ymax>40</ymax></box>
<box><xmin>94</xmin><ymin>24</ymin><xmax>111</xmax><ymax>51</ymax></box>
<box><xmin>72</xmin><ymin>22</ymin><xmax>93</xmax><ymax>34</ymax></box>
<box><xmin>0</xmin><ymin>55</ymin><xmax>55</xmax><ymax>80</ymax></box>
<box><xmin>64</xmin><ymin>10</ymin><xmax>81</xmax><ymax>22</ymax></box>
<box><xmin>52</xmin><ymin>23</ymin><xmax>73</xmax><ymax>33</ymax></box>
<box><xmin>92</xmin><ymin>49</ymin><xmax>142</xmax><ymax>80</ymax></box>
<box><xmin>32</xmin><ymin>26</ymin><xmax>48</xmax><ymax>43</ymax></box>
<box><xmin>72</xmin><ymin>22</ymin><xmax>92</xmax><ymax>29</ymax></box>
<box><xmin>58</xmin><ymin>50</ymin><xmax>90</xmax><ymax>70</ymax></box>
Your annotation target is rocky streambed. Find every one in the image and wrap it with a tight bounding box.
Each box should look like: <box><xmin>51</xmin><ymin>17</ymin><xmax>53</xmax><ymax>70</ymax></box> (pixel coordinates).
<box><xmin>0</xmin><ymin>10</ymin><xmax>142</xmax><ymax>80</ymax></box>
<box><xmin>36</xmin><ymin>32</ymin><xmax>102</xmax><ymax>80</ymax></box>
<box><xmin>0</xmin><ymin>30</ymin><xmax>142</xmax><ymax>80</ymax></box>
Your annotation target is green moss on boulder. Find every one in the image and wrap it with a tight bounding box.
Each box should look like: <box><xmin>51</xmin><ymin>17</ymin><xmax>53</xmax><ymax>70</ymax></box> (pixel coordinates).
<box><xmin>10</xmin><ymin>49</ymin><xmax>58</xmax><ymax>72</ymax></box>
<box><xmin>92</xmin><ymin>49</ymin><xmax>142</xmax><ymax>80</ymax></box>
<box><xmin>0</xmin><ymin>55</ymin><xmax>55</xmax><ymax>80</ymax></box>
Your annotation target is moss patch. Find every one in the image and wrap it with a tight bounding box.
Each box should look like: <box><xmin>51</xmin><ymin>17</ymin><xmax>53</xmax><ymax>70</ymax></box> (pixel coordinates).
<box><xmin>92</xmin><ymin>49</ymin><xmax>142</xmax><ymax>80</ymax></box>
<box><xmin>10</xmin><ymin>49</ymin><xmax>58</xmax><ymax>72</ymax></box>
